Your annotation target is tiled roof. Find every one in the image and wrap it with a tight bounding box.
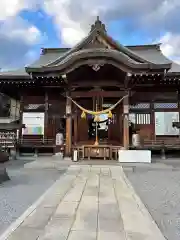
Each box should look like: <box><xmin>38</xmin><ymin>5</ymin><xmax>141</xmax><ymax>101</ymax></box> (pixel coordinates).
<box><xmin>0</xmin><ymin>69</ymin><xmax>29</xmax><ymax>78</ymax></box>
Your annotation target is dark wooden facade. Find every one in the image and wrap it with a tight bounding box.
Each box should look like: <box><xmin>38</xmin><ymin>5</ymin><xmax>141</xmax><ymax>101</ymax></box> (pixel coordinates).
<box><xmin>1</xmin><ymin>17</ymin><xmax>180</xmax><ymax>157</ymax></box>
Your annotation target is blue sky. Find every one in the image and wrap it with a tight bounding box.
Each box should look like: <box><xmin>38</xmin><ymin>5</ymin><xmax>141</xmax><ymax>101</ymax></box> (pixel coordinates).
<box><xmin>107</xmin><ymin>19</ymin><xmax>154</xmax><ymax>46</ymax></box>
<box><xmin>0</xmin><ymin>0</ymin><xmax>180</xmax><ymax>70</ymax></box>
<box><xmin>20</xmin><ymin>10</ymin><xmax>60</xmax><ymax>48</ymax></box>
<box><xmin>20</xmin><ymin>11</ymin><xmax>152</xmax><ymax>48</ymax></box>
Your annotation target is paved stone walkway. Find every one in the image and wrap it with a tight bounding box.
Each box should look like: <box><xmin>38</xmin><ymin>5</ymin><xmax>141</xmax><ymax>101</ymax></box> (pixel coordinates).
<box><xmin>1</xmin><ymin>165</ymin><xmax>166</xmax><ymax>240</ymax></box>
<box><xmin>124</xmin><ymin>160</ymin><xmax>180</xmax><ymax>240</ymax></box>
<box><xmin>0</xmin><ymin>159</ymin><xmax>65</xmax><ymax>235</ymax></box>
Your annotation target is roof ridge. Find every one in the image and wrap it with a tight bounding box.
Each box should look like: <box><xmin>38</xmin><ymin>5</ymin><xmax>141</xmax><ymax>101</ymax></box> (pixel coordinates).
<box><xmin>102</xmin><ymin>32</ymin><xmax>151</xmax><ymax>63</ymax></box>
<box><xmin>43</xmin><ymin>30</ymin><xmax>151</xmax><ymax>67</ymax></box>
<box><xmin>43</xmin><ymin>27</ymin><xmax>98</xmax><ymax>67</ymax></box>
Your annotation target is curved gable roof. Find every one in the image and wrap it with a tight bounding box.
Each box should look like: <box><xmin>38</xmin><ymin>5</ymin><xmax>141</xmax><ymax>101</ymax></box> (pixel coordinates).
<box><xmin>2</xmin><ymin>17</ymin><xmax>180</xmax><ymax>77</ymax></box>
<box><xmin>27</xmin><ymin>17</ymin><xmax>168</xmax><ymax>73</ymax></box>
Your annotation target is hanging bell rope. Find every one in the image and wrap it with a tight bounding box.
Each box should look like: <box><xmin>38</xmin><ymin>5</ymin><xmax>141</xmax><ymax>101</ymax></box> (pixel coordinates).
<box><xmin>94</xmin><ymin>115</ymin><xmax>100</xmax><ymax>122</ymax></box>
<box><xmin>81</xmin><ymin>111</ymin><xmax>86</xmax><ymax>119</ymax></box>
<box><xmin>108</xmin><ymin>110</ymin><xmax>113</xmax><ymax>119</ymax></box>
<box><xmin>67</xmin><ymin>94</ymin><xmax>128</xmax><ymax>116</ymax></box>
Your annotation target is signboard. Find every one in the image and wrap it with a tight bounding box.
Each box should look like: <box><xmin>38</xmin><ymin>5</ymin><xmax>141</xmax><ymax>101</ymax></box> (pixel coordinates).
<box><xmin>155</xmin><ymin>112</ymin><xmax>179</xmax><ymax>135</ymax></box>
<box><xmin>56</xmin><ymin>133</ymin><xmax>63</xmax><ymax>145</ymax></box>
<box><xmin>22</xmin><ymin>112</ymin><xmax>44</xmax><ymax>135</ymax></box>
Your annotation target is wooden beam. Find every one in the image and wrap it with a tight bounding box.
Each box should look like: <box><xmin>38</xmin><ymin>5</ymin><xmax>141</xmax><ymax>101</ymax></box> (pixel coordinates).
<box><xmin>130</xmin><ymin>91</ymin><xmax>178</xmax><ymax>102</ymax></box>
<box><xmin>70</xmin><ymin>80</ymin><xmax>123</xmax><ymax>87</ymax></box>
<box><xmin>43</xmin><ymin>86</ymin><xmax>66</xmax><ymax>88</ymax></box>
<box><xmin>71</xmin><ymin>91</ymin><xmax>125</xmax><ymax>98</ymax></box>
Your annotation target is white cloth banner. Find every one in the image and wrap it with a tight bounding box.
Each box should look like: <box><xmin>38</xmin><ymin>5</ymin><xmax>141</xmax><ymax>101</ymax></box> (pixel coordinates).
<box><xmin>56</xmin><ymin>133</ymin><xmax>63</xmax><ymax>145</ymax></box>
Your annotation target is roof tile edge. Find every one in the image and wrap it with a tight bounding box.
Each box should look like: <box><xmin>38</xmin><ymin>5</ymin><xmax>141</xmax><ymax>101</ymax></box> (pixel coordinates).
<box><xmin>127</xmin><ymin>44</ymin><xmax>161</xmax><ymax>50</ymax></box>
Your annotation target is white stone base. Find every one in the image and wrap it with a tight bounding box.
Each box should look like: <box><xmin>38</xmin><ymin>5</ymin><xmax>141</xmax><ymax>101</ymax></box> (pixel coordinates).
<box><xmin>72</xmin><ymin>150</ymin><xmax>78</xmax><ymax>162</ymax></box>
<box><xmin>118</xmin><ymin>150</ymin><xmax>151</xmax><ymax>163</ymax></box>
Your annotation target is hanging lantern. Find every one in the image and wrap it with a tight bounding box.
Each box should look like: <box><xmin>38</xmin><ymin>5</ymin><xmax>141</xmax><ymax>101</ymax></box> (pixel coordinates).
<box><xmin>94</xmin><ymin>115</ymin><xmax>100</xmax><ymax>122</ymax></box>
<box><xmin>108</xmin><ymin>110</ymin><xmax>112</xmax><ymax>118</ymax></box>
<box><xmin>81</xmin><ymin>111</ymin><xmax>86</xmax><ymax>119</ymax></box>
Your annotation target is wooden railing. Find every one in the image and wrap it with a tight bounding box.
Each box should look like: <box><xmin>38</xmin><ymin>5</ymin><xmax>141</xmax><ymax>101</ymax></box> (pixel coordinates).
<box><xmin>18</xmin><ymin>138</ymin><xmax>55</xmax><ymax>146</ymax></box>
<box><xmin>0</xmin><ymin>138</ymin><xmax>16</xmax><ymax>148</ymax></box>
<box><xmin>141</xmin><ymin>138</ymin><xmax>180</xmax><ymax>149</ymax></box>
<box><xmin>1</xmin><ymin>137</ymin><xmax>180</xmax><ymax>150</ymax></box>
<box><xmin>0</xmin><ymin>138</ymin><xmax>56</xmax><ymax>148</ymax></box>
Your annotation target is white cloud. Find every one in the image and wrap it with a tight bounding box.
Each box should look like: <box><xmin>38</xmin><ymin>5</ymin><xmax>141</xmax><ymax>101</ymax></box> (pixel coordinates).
<box><xmin>0</xmin><ymin>0</ymin><xmax>46</xmax><ymax>70</ymax></box>
<box><xmin>0</xmin><ymin>16</ymin><xmax>42</xmax><ymax>69</ymax></box>
<box><xmin>61</xmin><ymin>27</ymin><xmax>86</xmax><ymax>46</ymax></box>
<box><xmin>159</xmin><ymin>32</ymin><xmax>180</xmax><ymax>63</ymax></box>
<box><xmin>0</xmin><ymin>0</ymin><xmax>40</xmax><ymax>20</ymax></box>
<box><xmin>0</xmin><ymin>17</ymin><xmax>41</xmax><ymax>45</ymax></box>
<box><xmin>0</xmin><ymin>0</ymin><xmax>26</xmax><ymax>20</ymax></box>
<box><xmin>41</xmin><ymin>0</ymin><xmax>180</xmax><ymax>47</ymax></box>
<box><xmin>0</xmin><ymin>0</ymin><xmax>45</xmax><ymax>70</ymax></box>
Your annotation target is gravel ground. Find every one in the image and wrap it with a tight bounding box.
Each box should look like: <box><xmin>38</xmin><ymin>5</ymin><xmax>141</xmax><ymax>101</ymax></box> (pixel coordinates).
<box><xmin>124</xmin><ymin>161</ymin><xmax>180</xmax><ymax>240</ymax></box>
<box><xmin>0</xmin><ymin>159</ymin><xmax>66</xmax><ymax>235</ymax></box>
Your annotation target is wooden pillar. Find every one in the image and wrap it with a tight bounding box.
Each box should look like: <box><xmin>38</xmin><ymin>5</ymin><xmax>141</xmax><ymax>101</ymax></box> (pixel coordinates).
<box><xmin>74</xmin><ymin>107</ymin><xmax>78</xmax><ymax>145</ymax></box>
<box><xmin>65</xmin><ymin>93</ymin><xmax>72</xmax><ymax>156</ymax></box>
<box><xmin>119</xmin><ymin>102</ymin><xmax>123</xmax><ymax>145</ymax></box>
<box><xmin>150</xmin><ymin>101</ymin><xmax>155</xmax><ymax>140</ymax></box>
<box><xmin>123</xmin><ymin>94</ymin><xmax>129</xmax><ymax>149</ymax></box>
<box><xmin>177</xmin><ymin>91</ymin><xmax>180</xmax><ymax>138</ymax></box>
<box><xmin>44</xmin><ymin>92</ymin><xmax>48</xmax><ymax>141</ymax></box>
<box><xmin>19</xmin><ymin>94</ymin><xmax>24</xmax><ymax>143</ymax></box>
<box><xmin>178</xmin><ymin>91</ymin><xmax>180</xmax><ymax>121</ymax></box>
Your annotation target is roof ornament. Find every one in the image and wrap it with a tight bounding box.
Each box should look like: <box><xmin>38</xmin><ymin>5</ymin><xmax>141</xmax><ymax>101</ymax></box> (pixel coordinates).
<box><xmin>90</xmin><ymin>16</ymin><xmax>106</xmax><ymax>33</ymax></box>
<box><xmin>89</xmin><ymin>63</ymin><xmax>104</xmax><ymax>71</ymax></box>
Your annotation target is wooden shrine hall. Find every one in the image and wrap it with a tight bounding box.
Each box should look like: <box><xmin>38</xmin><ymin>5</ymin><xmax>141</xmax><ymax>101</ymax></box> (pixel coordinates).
<box><xmin>1</xmin><ymin>16</ymin><xmax>180</xmax><ymax>159</ymax></box>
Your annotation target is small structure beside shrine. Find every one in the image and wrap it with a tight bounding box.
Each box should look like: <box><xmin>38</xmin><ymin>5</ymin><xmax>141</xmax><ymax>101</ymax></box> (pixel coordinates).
<box><xmin>0</xmin><ymin>93</ymin><xmax>23</xmax><ymax>159</ymax></box>
<box><xmin>0</xmin><ymin>17</ymin><xmax>180</xmax><ymax>161</ymax></box>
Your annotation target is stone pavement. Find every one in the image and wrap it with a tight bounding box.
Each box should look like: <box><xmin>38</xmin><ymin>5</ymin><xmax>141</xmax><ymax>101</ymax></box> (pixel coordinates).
<box><xmin>1</xmin><ymin>165</ymin><xmax>166</xmax><ymax>240</ymax></box>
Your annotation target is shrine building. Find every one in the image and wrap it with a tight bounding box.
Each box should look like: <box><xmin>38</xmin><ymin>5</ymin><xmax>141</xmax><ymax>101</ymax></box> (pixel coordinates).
<box><xmin>0</xmin><ymin>17</ymin><xmax>180</xmax><ymax>159</ymax></box>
